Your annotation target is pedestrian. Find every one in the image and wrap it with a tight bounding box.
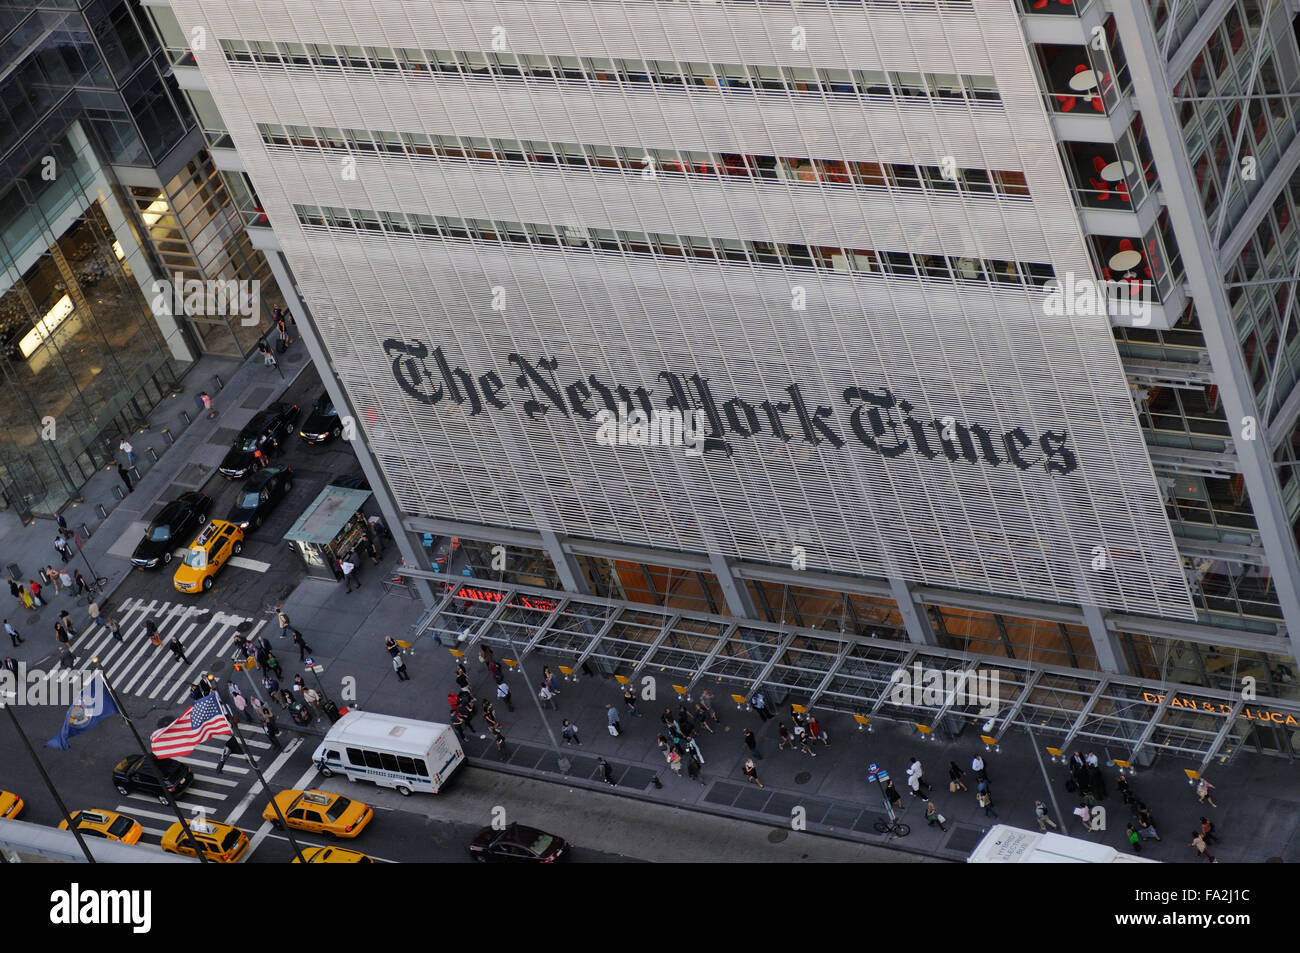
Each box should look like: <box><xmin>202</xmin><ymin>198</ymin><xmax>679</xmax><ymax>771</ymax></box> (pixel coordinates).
<box><xmin>450</xmin><ymin>710</ymin><xmax>467</xmax><ymax>742</ymax></box>
<box><xmin>561</xmin><ymin>718</ymin><xmax>581</xmax><ymax>746</ymax></box>
<box><xmin>54</xmin><ymin>534</ymin><xmax>71</xmax><ymax>564</ymax></box>
<box><xmin>1199</xmin><ymin>816</ymin><xmax>1217</xmax><ymax>844</ymax></box>
<box><xmin>496</xmin><ymin>679</ymin><xmax>514</xmax><ymax>712</ymax></box>
<box><xmin>598</xmin><ymin>756</ymin><xmax>616</xmax><ymax>786</ymax></box>
<box><xmin>393</xmin><ymin>652</ymin><xmax>410</xmax><ymax>681</ymax></box>
<box><xmin>53</xmin><ymin>620</ymin><xmax>69</xmax><ymax>647</ymax></box>
<box><xmin>216</xmin><ymin>735</ymin><xmax>241</xmax><ymax>773</ymax></box>
<box><xmin>116</xmin><ymin>462</ymin><xmax>134</xmax><ymax>493</ymax></box>
<box><xmin>275</xmin><ymin>608</ymin><xmax>291</xmax><ymax>638</ymax></box>
<box><xmin>86</xmin><ymin>602</ymin><xmax>108</xmax><ymax>631</ymax></box>
<box><xmin>199</xmin><ymin>390</ymin><xmax>216</xmax><ymax>418</ymax></box>
<box><xmin>302</xmin><ymin>687</ymin><xmax>322</xmax><ymax>722</ymax></box>
<box><xmin>167</xmin><ymin>634</ymin><xmax>189</xmax><ymax>664</ymax></box>
<box><xmin>1073</xmin><ymin>802</ymin><xmax>1093</xmax><ymax>832</ymax></box>
<box><xmin>258</xmin><ymin>336</ymin><xmax>278</xmax><ymax>368</ymax></box>
<box><xmin>948</xmin><ymin>760</ymin><xmax>968</xmax><ymax>793</ymax></box>
<box><xmin>539</xmin><ymin>681</ymin><xmax>557</xmax><ymax>709</ymax></box>
<box><xmin>119</xmin><ymin>437</ymin><xmax>136</xmax><ymax>467</ymax></box>
<box><xmin>291</xmin><ymin>628</ymin><xmax>312</xmax><ymax>661</ymax></box>
<box><xmin>482</xmin><ymin>701</ymin><xmax>500</xmax><ymax>733</ymax></box>
<box><xmin>44</xmin><ymin>566</ymin><xmax>60</xmax><ymax>594</ymax></box>
<box><xmin>360</xmin><ymin>535</ymin><xmax>380</xmax><ymax>566</ymax></box>
<box><xmin>107</xmin><ymin>616</ymin><xmax>122</xmax><ymax>642</ymax></box>
<box><xmin>885</xmin><ymin>779</ymin><xmax>903</xmax><ymax>811</ymax></box>
<box><xmin>250</xmin><ymin>695</ymin><xmax>267</xmax><ymax>723</ymax></box>
<box><xmin>384</xmin><ymin>635</ymin><xmax>401</xmax><ymax>657</ymax></box>
<box><xmin>606</xmin><ymin>703</ymin><xmax>621</xmax><ymax>736</ymax></box>
<box><xmin>227</xmin><ymin>682</ymin><xmax>253</xmax><ymax>724</ymax></box>
<box><xmin>57</xmin><ymin>609</ymin><xmax>76</xmax><ymax>638</ymax></box>
<box><xmin>542</xmin><ymin>665</ymin><xmax>559</xmax><ymax>696</ymax></box>
<box><xmin>977</xmin><ymin>790</ymin><xmax>999</xmax><ymax>818</ymax></box>
<box><xmin>1117</xmin><ymin>774</ymin><xmax>1135</xmax><ymax>805</ymax></box>
<box><xmin>621</xmin><ymin>684</ymin><xmax>640</xmax><ymax>717</ymax></box>
<box><xmin>454</xmin><ymin>661</ymin><xmax>471</xmax><ymax>692</ymax></box>
<box><xmin>1086</xmin><ymin>763</ymin><xmax>1106</xmax><ymax>800</ymax></box>
<box><xmin>683</xmin><ymin>735</ymin><xmax>704</xmax><ymax>765</ymax></box>
<box><xmin>276</xmin><ymin>311</ymin><xmax>292</xmax><ymax>348</ymax></box>
<box><xmin>478</xmin><ymin>644</ymin><xmax>495</xmax><ymax>668</ymax></box>
<box><xmin>971</xmin><ymin>754</ymin><xmax>989</xmax><ymax>784</ymax></box>
<box><xmin>491</xmin><ymin>725</ymin><xmax>507</xmax><ymax>758</ymax></box>
<box><xmin>9</xmin><ymin>579</ymin><xmax>23</xmax><ymax>606</ymax></box>
<box><xmin>1196</xmin><ymin>778</ymin><xmax>1217</xmax><ymax>807</ymax></box>
<box><xmin>28</xmin><ymin>580</ymin><xmax>44</xmax><ymax>606</ymax></box>
<box><xmin>976</xmin><ymin>776</ymin><xmax>991</xmax><ymax>796</ymax></box>
<box><xmin>18</xmin><ymin>586</ymin><xmax>33</xmax><ymax>611</ymax></box>
<box><xmin>262</xmin><ymin>707</ymin><xmax>282</xmax><ymax>751</ymax></box>
<box><xmin>56</xmin><ymin>643</ymin><xmax>76</xmax><ymax>668</ymax></box>
<box><xmin>687</xmin><ymin>754</ymin><xmax>702</xmax><ymax>782</ymax></box>
<box><xmin>806</xmin><ymin>714</ymin><xmax>828</xmax><ymax>746</ymax></box>
<box><xmin>742</xmin><ymin>728</ymin><xmax>762</xmax><ymax>760</ymax></box>
<box><xmin>777</xmin><ymin>722</ymin><xmax>793</xmax><ymax>750</ymax></box>
<box><xmin>1126</xmin><ymin>824</ymin><xmax>1142</xmax><ymax>853</ymax></box>
<box><xmin>743</xmin><ymin>757</ymin><xmax>764</xmax><ymax>788</ymax></box>
<box><xmin>3</xmin><ymin>620</ymin><xmax>22</xmax><ymax>647</ymax></box>
<box><xmin>906</xmin><ymin>757</ymin><xmax>930</xmax><ymax>798</ymax></box>
<box><xmin>1034</xmin><ymin>800</ymin><xmax>1058</xmax><ymax>831</ymax></box>
<box><xmin>488</xmin><ymin>659</ymin><xmax>503</xmax><ymax>684</ymax></box>
<box><xmin>676</xmin><ymin>704</ymin><xmax>695</xmax><ymax>737</ymax></box>
<box><xmin>262</xmin><ymin>672</ymin><xmax>282</xmax><ymax>699</ymax></box>
<box><xmin>55</xmin><ymin>512</ymin><xmax>70</xmax><ymax>537</ymax></box>
<box><xmin>924</xmin><ymin>800</ymin><xmax>948</xmax><ymax>832</ymax></box>
<box><xmin>341</xmin><ymin>554</ymin><xmax>358</xmax><ymax>592</ymax></box>
<box><xmin>3</xmin><ymin>657</ymin><xmax>17</xmax><ymax>677</ymax></box>
<box><xmin>264</xmin><ymin>650</ymin><xmax>283</xmax><ymax>679</ymax></box>
<box><xmin>692</xmin><ymin>701</ymin><xmax>715</xmax><ymax>733</ymax></box>
<box><xmin>1189</xmin><ymin>832</ymin><xmax>1217</xmax><ymax>862</ymax></box>
<box><xmin>751</xmin><ymin>690</ymin><xmax>771</xmax><ymax>721</ymax></box>
<box><xmin>794</xmin><ymin>724</ymin><xmax>817</xmax><ymax>757</ymax></box>
<box><xmin>661</xmin><ymin>707</ymin><xmax>680</xmax><ymax>735</ymax></box>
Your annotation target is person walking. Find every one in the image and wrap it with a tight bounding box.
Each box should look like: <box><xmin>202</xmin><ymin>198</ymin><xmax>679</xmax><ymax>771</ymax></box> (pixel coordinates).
<box><xmin>541</xmin><ymin>665</ymin><xmax>559</xmax><ymax>697</ymax></box>
<box><xmin>341</xmin><ymin>554</ymin><xmax>359</xmax><ymax>592</ymax></box>
<box><xmin>257</xmin><ymin>336</ymin><xmax>278</xmax><ymax>369</ymax></box>
<box><xmin>496</xmin><ymin>679</ymin><xmax>514</xmax><ymax>712</ymax></box>
<box><xmin>885</xmin><ymin>779</ymin><xmax>903</xmax><ymax>812</ymax></box>
<box><xmin>687</xmin><ymin>754</ymin><xmax>703</xmax><ymax>782</ymax></box>
<box><xmin>977</xmin><ymin>790</ymin><xmax>999</xmax><ymax>818</ymax></box>
<box><xmin>57</xmin><ymin>609</ymin><xmax>76</xmax><ymax>638</ymax></box>
<box><xmin>795</xmin><ymin>724</ymin><xmax>817</xmax><ymax>757</ymax></box>
<box><xmin>539</xmin><ymin>680</ymin><xmax>557</xmax><ymax>709</ymax></box>
<box><xmin>751</xmin><ymin>690</ymin><xmax>772</xmax><ymax>721</ymax></box>
<box><xmin>1126</xmin><ymin>824</ymin><xmax>1142</xmax><ymax>854</ymax></box>
<box><xmin>743</xmin><ymin>757</ymin><xmax>764</xmax><ymax>789</ymax></box>
<box><xmin>742</xmin><ymin>728</ymin><xmax>762</xmax><ymax>760</ymax></box>
<box><xmin>227</xmin><ymin>682</ymin><xmax>253</xmax><ymax>724</ymax></box>
<box><xmin>699</xmin><ymin>689</ymin><xmax>721</xmax><ymax>725</ymax></box>
<box><xmin>1189</xmin><ymin>832</ymin><xmax>1218</xmax><ymax>862</ymax></box>
<box><xmin>263</xmin><ymin>650</ymin><xmax>283</xmax><ymax>680</ymax></box>
<box><xmin>1034</xmin><ymin>800</ymin><xmax>1058</xmax><ymax>831</ymax></box>
<box><xmin>116</xmin><ymin>462</ymin><xmax>134</xmax><ymax>493</ymax></box>
<box><xmin>261</xmin><ymin>707</ymin><xmax>282</xmax><ymax>751</ymax></box>
<box><xmin>454</xmin><ymin>661</ymin><xmax>471</xmax><ymax>693</ymax></box>
<box><xmin>906</xmin><ymin>757</ymin><xmax>930</xmax><ymax>799</ymax></box>
<box><xmin>290</xmin><ymin>628</ymin><xmax>312</xmax><ymax>661</ymax></box>
<box><xmin>971</xmin><ymin>754</ymin><xmax>989</xmax><ymax>785</ymax></box>
<box><xmin>18</xmin><ymin>585</ymin><xmax>33</xmax><ymax>611</ymax></box>
<box><xmin>806</xmin><ymin>714</ymin><xmax>828</xmax><ymax>746</ymax></box>
<box><xmin>561</xmin><ymin>718</ymin><xmax>581</xmax><ymax>746</ymax></box>
<box><xmin>667</xmin><ymin>748</ymin><xmax>683</xmax><ymax>776</ymax></box>
<box><xmin>598</xmin><ymin>757</ymin><xmax>616</xmax><ymax>786</ymax></box>
<box><xmin>302</xmin><ymin>687</ymin><xmax>323</xmax><ymax>723</ymax></box>
<box><xmin>262</xmin><ymin>672</ymin><xmax>283</xmax><ymax>702</ymax></box>
<box><xmin>198</xmin><ymin>390</ymin><xmax>216</xmax><ymax>418</ymax></box>
<box><xmin>924</xmin><ymin>800</ymin><xmax>948</xmax><ymax>832</ymax></box>
<box><xmin>491</xmin><ymin>725</ymin><xmax>507</xmax><ymax>759</ymax></box>
<box><xmin>684</xmin><ymin>735</ymin><xmax>705</xmax><ymax>766</ymax></box>
<box><xmin>1196</xmin><ymin>778</ymin><xmax>1217</xmax><ymax>808</ymax></box>
<box><xmin>1135</xmin><ymin>803</ymin><xmax>1160</xmax><ymax>840</ymax></box>
<box><xmin>107</xmin><ymin>615</ymin><xmax>123</xmax><ymax>643</ymax></box>
<box><xmin>385</xmin><ymin>635</ymin><xmax>401</xmax><ymax>657</ymax></box>
<box><xmin>275</xmin><ymin>311</ymin><xmax>292</xmax><ymax>349</ymax></box>
<box><xmin>1073</xmin><ymin>803</ymin><xmax>1093</xmax><ymax>832</ymax></box>
<box><xmin>275</xmin><ymin>608</ymin><xmax>292</xmax><ymax>639</ymax></box>
<box><xmin>44</xmin><ymin>566</ymin><xmax>61</xmax><ymax>595</ymax></box>
<box><xmin>54</xmin><ymin>534</ymin><xmax>71</xmax><ymax>564</ymax></box>
<box><xmin>28</xmin><ymin>579</ymin><xmax>44</xmax><ymax>606</ymax></box>
<box><xmin>216</xmin><ymin>735</ymin><xmax>241</xmax><ymax>773</ymax></box>
<box><xmin>10</xmin><ymin>579</ymin><xmax>24</xmax><ymax>608</ymax></box>
<box><xmin>61</xmin><ymin>569</ymin><xmax>76</xmax><ymax>595</ymax></box>
<box><xmin>450</xmin><ymin>709</ymin><xmax>468</xmax><ymax>742</ymax></box>
<box><xmin>166</xmin><ymin>634</ymin><xmax>189</xmax><ymax>664</ymax></box>
<box><xmin>948</xmin><ymin>760</ymin><xmax>968</xmax><ymax>793</ymax></box>
<box><xmin>619</xmin><ymin>684</ymin><xmax>639</xmax><ymax>717</ymax></box>
<box><xmin>482</xmin><ymin>701</ymin><xmax>500</xmax><ymax>734</ymax></box>
<box><xmin>3</xmin><ymin>620</ymin><xmax>22</xmax><ymax>647</ymax></box>
<box><xmin>119</xmin><ymin>438</ymin><xmax>136</xmax><ymax>467</ymax></box>
<box><xmin>393</xmin><ymin>652</ymin><xmax>410</xmax><ymax>681</ymax></box>
<box><xmin>1117</xmin><ymin>774</ymin><xmax>1135</xmax><ymax>806</ymax></box>
<box><xmin>606</xmin><ymin>704</ymin><xmax>621</xmax><ymax>737</ymax></box>
<box><xmin>777</xmin><ymin>721</ymin><xmax>793</xmax><ymax>750</ymax></box>
<box><xmin>86</xmin><ymin>602</ymin><xmax>109</xmax><ymax>631</ymax></box>
<box><xmin>1199</xmin><ymin>816</ymin><xmax>1217</xmax><ymax>844</ymax></box>
<box><xmin>693</xmin><ymin>701</ymin><xmax>716</xmax><ymax>733</ymax></box>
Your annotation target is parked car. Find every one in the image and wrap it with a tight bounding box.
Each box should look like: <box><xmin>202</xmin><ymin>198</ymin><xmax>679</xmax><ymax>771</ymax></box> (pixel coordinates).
<box><xmin>226</xmin><ymin>466</ymin><xmax>293</xmax><ymax>530</ymax></box>
<box><xmin>218</xmin><ymin>402</ymin><xmax>299</xmax><ymax>479</ymax></box>
<box><xmin>299</xmin><ymin>392</ymin><xmax>343</xmax><ymax>444</ymax></box>
<box><xmin>468</xmin><ymin>823</ymin><xmax>569</xmax><ymax>862</ymax></box>
<box><xmin>130</xmin><ymin>492</ymin><xmax>211</xmax><ymax>568</ymax></box>
<box><xmin>112</xmin><ymin>755</ymin><xmax>192</xmax><ymax>803</ymax></box>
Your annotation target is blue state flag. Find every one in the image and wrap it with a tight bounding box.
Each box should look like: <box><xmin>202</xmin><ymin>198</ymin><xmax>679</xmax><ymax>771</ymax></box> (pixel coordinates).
<box><xmin>45</xmin><ymin>673</ymin><xmax>119</xmax><ymax>750</ymax></box>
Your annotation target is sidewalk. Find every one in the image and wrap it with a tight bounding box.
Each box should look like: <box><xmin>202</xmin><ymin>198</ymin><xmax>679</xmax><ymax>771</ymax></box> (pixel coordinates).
<box><xmin>281</xmin><ymin>581</ymin><xmax>1300</xmax><ymax>863</ymax></box>
<box><xmin>0</xmin><ymin>340</ymin><xmax>312</xmax><ymax>639</ymax></box>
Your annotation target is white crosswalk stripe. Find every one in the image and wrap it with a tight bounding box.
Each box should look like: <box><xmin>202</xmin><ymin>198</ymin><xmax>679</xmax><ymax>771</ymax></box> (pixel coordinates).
<box><xmin>52</xmin><ymin>597</ymin><xmax>267</xmax><ymax>705</ymax></box>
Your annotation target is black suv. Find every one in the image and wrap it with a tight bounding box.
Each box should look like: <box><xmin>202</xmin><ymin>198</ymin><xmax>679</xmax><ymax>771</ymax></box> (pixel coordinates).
<box><xmin>130</xmin><ymin>492</ymin><xmax>211</xmax><ymax>569</ymax></box>
<box><xmin>112</xmin><ymin>755</ymin><xmax>193</xmax><ymax>803</ymax></box>
<box><xmin>298</xmin><ymin>391</ymin><xmax>342</xmax><ymax>445</ymax></box>
<box><xmin>218</xmin><ymin>402</ymin><xmax>299</xmax><ymax>479</ymax></box>
<box><xmin>226</xmin><ymin>465</ymin><xmax>294</xmax><ymax>531</ymax></box>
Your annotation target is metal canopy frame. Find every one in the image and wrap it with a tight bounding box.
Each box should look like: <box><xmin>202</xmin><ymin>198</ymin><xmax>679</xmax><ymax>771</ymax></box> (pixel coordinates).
<box><xmin>408</xmin><ymin>577</ymin><xmax>1300</xmax><ymax>764</ymax></box>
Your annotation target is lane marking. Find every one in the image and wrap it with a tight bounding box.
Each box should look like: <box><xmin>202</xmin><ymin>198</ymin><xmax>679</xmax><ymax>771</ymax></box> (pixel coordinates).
<box><xmin>245</xmin><ymin>755</ymin><xmax>315</xmax><ymax>855</ymax></box>
<box><xmin>224</xmin><ymin>736</ymin><xmax>303</xmax><ymax>826</ymax></box>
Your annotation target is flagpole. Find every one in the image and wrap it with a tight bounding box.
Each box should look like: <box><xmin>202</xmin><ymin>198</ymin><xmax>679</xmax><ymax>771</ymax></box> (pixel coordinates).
<box><xmin>91</xmin><ymin>661</ymin><xmax>210</xmax><ymax>863</ymax></box>
<box><xmin>206</xmin><ymin>675</ymin><xmax>308</xmax><ymax>864</ymax></box>
<box><xmin>0</xmin><ymin>700</ymin><xmax>96</xmax><ymax>863</ymax></box>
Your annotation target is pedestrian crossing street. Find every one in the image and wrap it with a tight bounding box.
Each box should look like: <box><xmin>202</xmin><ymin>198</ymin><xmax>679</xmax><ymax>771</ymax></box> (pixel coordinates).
<box><xmin>55</xmin><ymin>596</ymin><xmax>271</xmax><ymax>706</ymax></box>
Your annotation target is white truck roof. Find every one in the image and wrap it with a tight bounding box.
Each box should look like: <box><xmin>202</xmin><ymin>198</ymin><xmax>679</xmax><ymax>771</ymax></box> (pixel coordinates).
<box><xmin>968</xmin><ymin>825</ymin><xmax>1159</xmax><ymax>863</ymax></box>
<box><xmin>321</xmin><ymin>711</ymin><xmax>450</xmax><ymax>756</ymax></box>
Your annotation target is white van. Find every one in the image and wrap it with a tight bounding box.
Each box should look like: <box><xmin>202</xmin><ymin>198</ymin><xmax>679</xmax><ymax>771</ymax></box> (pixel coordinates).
<box><xmin>311</xmin><ymin>711</ymin><xmax>465</xmax><ymax>795</ymax></box>
<box><xmin>968</xmin><ymin>824</ymin><xmax>1160</xmax><ymax>863</ymax></box>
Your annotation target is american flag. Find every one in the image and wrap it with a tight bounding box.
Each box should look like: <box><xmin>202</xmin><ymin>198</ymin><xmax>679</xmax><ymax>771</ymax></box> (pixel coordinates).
<box><xmin>150</xmin><ymin>693</ymin><xmax>230</xmax><ymax>758</ymax></box>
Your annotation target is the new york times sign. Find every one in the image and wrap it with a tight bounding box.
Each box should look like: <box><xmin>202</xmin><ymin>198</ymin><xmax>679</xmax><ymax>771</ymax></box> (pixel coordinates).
<box><xmin>382</xmin><ymin>338</ymin><xmax>1079</xmax><ymax>474</ymax></box>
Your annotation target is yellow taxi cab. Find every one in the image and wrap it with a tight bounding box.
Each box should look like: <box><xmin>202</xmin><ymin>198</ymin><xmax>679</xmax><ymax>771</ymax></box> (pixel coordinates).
<box><xmin>292</xmin><ymin>846</ymin><xmax>374</xmax><ymax>863</ymax></box>
<box><xmin>0</xmin><ymin>791</ymin><xmax>23</xmax><ymax>819</ymax></box>
<box><xmin>263</xmin><ymin>789</ymin><xmax>372</xmax><ymax>838</ymax></box>
<box><xmin>173</xmin><ymin>519</ymin><xmax>244</xmax><ymax>593</ymax></box>
<box><xmin>160</xmin><ymin>818</ymin><xmax>249</xmax><ymax>862</ymax></box>
<box><xmin>58</xmin><ymin>809</ymin><xmax>143</xmax><ymax>844</ymax></box>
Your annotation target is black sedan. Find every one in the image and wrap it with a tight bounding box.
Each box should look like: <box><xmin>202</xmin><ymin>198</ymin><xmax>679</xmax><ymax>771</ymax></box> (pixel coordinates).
<box><xmin>226</xmin><ymin>466</ymin><xmax>293</xmax><ymax>531</ymax></box>
<box><xmin>218</xmin><ymin>402</ymin><xmax>299</xmax><ymax>479</ymax></box>
<box><xmin>468</xmin><ymin>823</ymin><xmax>568</xmax><ymax>863</ymax></box>
<box><xmin>299</xmin><ymin>392</ymin><xmax>343</xmax><ymax>444</ymax></box>
<box><xmin>112</xmin><ymin>755</ymin><xmax>193</xmax><ymax>803</ymax></box>
<box><xmin>130</xmin><ymin>492</ymin><xmax>211</xmax><ymax>569</ymax></box>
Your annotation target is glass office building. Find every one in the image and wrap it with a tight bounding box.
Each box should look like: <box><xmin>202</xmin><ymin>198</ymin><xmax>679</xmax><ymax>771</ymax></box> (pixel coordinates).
<box><xmin>0</xmin><ymin>0</ymin><xmax>283</xmax><ymax>518</ymax></box>
<box><xmin>159</xmin><ymin>0</ymin><xmax>1300</xmax><ymax>764</ymax></box>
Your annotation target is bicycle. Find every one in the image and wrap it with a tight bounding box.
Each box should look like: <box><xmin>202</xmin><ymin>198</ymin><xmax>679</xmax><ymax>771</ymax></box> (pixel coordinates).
<box><xmin>873</xmin><ymin>816</ymin><xmax>911</xmax><ymax>838</ymax></box>
<box><xmin>75</xmin><ymin>576</ymin><xmax>110</xmax><ymax>606</ymax></box>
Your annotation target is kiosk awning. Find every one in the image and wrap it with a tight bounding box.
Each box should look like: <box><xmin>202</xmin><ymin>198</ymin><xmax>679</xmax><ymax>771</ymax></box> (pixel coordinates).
<box><xmin>283</xmin><ymin>486</ymin><xmax>373</xmax><ymax>544</ymax></box>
